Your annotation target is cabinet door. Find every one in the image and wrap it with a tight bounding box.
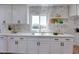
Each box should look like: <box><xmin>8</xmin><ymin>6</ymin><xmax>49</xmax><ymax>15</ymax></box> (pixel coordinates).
<box><xmin>8</xmin><ymin>37</ymin><xmax>18</xmax><ymax>53</ymax></box>
<box><xmin>18</xmin><ymin>37</ymin><xmax>28</xmax><ymax>53</ymax></box>
<box><xmin>50</xmin><ymin>6</ymin><xmax>68</xmax><ymax>18</ymax></box>
<box><xmin>12</xmin><ymin>5</ymin><xmax>27</xmax><ymax>24</ymax></box>
<box><xmin>61</xmin><ymin>38</ymin><xmax>73</xmax><ymax>54</ymax></box>
<box><xmin>77</xmin><ymin>5</ymin><xmax>79</xmax><ymax>16</ymax></box>
<box><xmin>51</xmin><ymin>38</ymin><xmax>61</xmax><ymax>54</ymax></box>
<box><xmin>0</xmin><ymin>36</ymin><xmax>7</xmax><ymax>52</ymax></box>
<box><xmin>69</xmin><ymin>5</ymin><xmax>76</xmax><ymax>17</ymax></box>
<box><xmin>38</xmin><ymin>37</ymin><xmax>50</xmax><ymax>54</ymax></box>
<box><xmin>0</xmin><ymin>5</ymin><xmax>11</xmax><ymax>24</ymax></box>
<box><xmin>28</xmin><ymin>37</ymin><xmax>38</xmax><ymax>54</ymax></box>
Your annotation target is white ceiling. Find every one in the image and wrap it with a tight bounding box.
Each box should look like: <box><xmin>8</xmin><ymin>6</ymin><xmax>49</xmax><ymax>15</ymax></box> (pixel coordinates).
<box><xmin>28</xmin><ymin>4</ymin><xmax>70</xmax><ymax>6</ymax></box>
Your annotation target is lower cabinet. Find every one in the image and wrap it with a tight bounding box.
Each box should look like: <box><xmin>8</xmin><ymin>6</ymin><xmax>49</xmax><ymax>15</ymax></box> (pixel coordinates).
<box><xmin>27</xmin><ymin>37</ymin><xmax>51</xmax><ymax>54</ymax></box>
<box><xmin>38</xmin><ymin>37</ymin><xmax>50</xmax><ymax>54</ymax></box>
<box><xmin>17</xmin><ymin>37</ymin><xmax>28</xmax><ymax>53</ymax></box>
<box><xmin>51</xmin><ymin>38</ymin><xmax>73</xmax><ymax>54</ymax></box>
<box><xmin>60</xmin><ymin>38</ymin><xmax>73</xmax><ymax>54</ymax></box>
<box><xmin>7</xmin><ymin>37</ymin><xmax>19</xmax><ymax>53</ymax></box>
<box><xmin>7</xmin><ymin>36</ymin><xmax>73</xmax><ymax>54</ymax></box>
<box><xmin>51</xmin><ymin>38</ymin><xmax>61</xmax><ymax>54</ymax></box>
<box><xmin>7</xmin><ymin>36</ymin><xmax>28</xmax><ymax>53</ymax></box>
<box><xmin>0</xmin><ymin>36</ymin><xmax>7</xmax><ymax>53</ymax></box>
<box><xmin>28</xmin><ymin>37</ymin><xmax>38</xmax><ymax>54</ymax></box>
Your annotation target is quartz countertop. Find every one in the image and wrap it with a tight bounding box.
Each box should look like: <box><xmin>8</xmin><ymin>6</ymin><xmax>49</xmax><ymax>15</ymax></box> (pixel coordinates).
<box><xmin>0</xmin><ymin>33</ymin><xmax>74</xmax><ymax>37</ymax></box>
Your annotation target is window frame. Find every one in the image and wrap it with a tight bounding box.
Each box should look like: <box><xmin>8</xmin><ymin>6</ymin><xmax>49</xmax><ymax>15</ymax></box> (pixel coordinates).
<box><xmin>30</xmin><ymin>14</ymin><xmax>48</xmax><ymax>33</ymax></box>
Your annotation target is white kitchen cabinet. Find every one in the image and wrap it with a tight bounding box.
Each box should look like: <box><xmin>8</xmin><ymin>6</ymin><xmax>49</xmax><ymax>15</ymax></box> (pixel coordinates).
<box><xmin>0</xmin><ymin>5</ymin><xmax>11</xmax><ymax>24</ymax></box>
<box><xmin>7</xmin><ymin>37</ymin><xmax>18</xmax><ymax>53</ymax></box>
<box><xmin>28</xmin><ymin>37</ymin><xmax>38</xmax><ymax>54</ymax></box>
<box><xmin>49</xmin><ymin>6</ymin><xmax>68</xmax><ymax>18</ymax></box>
<box><xmin>51</xmin><ymin>37</ymin><xmax>73</xmax><ymax>54</ymax></box>
<box><xmin>69</xmin><ymin>5</ymin><xmax>77</xmax><ymax>17</ymax></box>
<box><xmin>0</xmin><ymin>36</ymin><xmax>7</xmax><ymax>52</ymax></box>
<box><xmin>7</xmin><ymin>36</ymin><xmax>73</xmax><ymax>54</ymax></box>
<box><xmin>8</xmin><ymin>36</ymin><xmax>28</xmax><ymax>53</ymax></box>
<box><xmin>77</xmin><ymin>5</ymin><xmax>79</xmax><ymax>16</ymax></box>
<box><xmin>12</xmin><ymin>5</ymin><xmax>27</xmax><ymax>24</ymax></box>
<box><xmin>38</xmin><ymin>37</ymin><xmax>50</xmax><ymax>54</ymax></box>
<box><xmin>51</xmin><ymin>38</ymin><xmax>61</xmax><ymax>54</ymax></box>
<box><xmin>28</xmin><ymin>37</ymin><xmax>50</xmax><ymax>54</ymax></box>
<box><xmin>60</xmin><ymin>38</ymin><xmax>73</xmax><ymax>54</ymax></box>
<box><xmin>18</xmin><ymin>37</ymin><xmax>28</xmax><ymax>53</ymax></box>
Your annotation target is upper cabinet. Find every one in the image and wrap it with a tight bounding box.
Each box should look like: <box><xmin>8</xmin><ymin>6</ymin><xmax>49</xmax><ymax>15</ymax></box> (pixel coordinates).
<box><xmin>48</xmin><ymin>6</ymin><xmax>68</xmax><ymax>18</ymax></box>
<box><xmin>0</xmin><ymin>5</ymin><xmax>28</xmax><ymax>24</ymax></box>
<box><xmin>29</xmin><ymin>6</ymin><xmax>48</xmax><ymax>15</ymax></box>
<box><xmin>29</xmin><ymin>6</ymin><xmax>41</xmax><ymax>15</ymax></box>
<box><xmin>69</xmin><ymin>5</ymin><xmax>77</xmax><ymax>17</ymax></box>
<box><xmin>0</xmin><ymin>5</ymin><xmax>11</xmax><ymax>24</ymax></box>
<box><xmin>12</xmin><ymin>5</ymin><xmax>27</xmax><ymax>24</ymax></box>
<box><xmin>77</xmin><ymin>5</ymin><xmax>79</xmax><ymax>16</ymax></box>
<box><xmin>69</xmin><ymin>4</ymin><xmax>79</xmax><ymax>17</ymax></box>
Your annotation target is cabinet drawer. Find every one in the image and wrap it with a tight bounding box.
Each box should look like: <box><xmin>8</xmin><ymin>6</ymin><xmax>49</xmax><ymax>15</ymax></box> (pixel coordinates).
<box><xmin>60</xmin><ymin>38</ymin><xmax>73</xmax><ymax>42</ymax></box>
<box><xmin>0</xmin><ymin>36</ymin><xmax>5</xmax><ymax>39</ymax></box>
<box><xmin>39</xmin><ymin>37</ymin><xmax>51</xmax><ymax>41</ymax></box>
<box><xmin>18</xmin><ymin>37</ymin><xmax>27</xmax><ymax>40</ymax></box>
<box><xmin>52</xmin><ymin>38</ymin><xmax>60</xmax><ymax>42</ymax></box>
<box><xmin>28</xmin><ymin>37</ymin><xmax>38</xmax><ymax>41</ymax></box>
<box><xmin>8</xmin><ymin>37</ymin><xmax>19</xmax><ymax>40</ymax></box>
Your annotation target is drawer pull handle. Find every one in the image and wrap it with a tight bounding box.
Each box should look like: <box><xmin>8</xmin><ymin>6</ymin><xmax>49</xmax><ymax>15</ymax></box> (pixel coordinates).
<box><xmin>54</xmin><ymin>39</ymin><xmax>59</xmax><ymax>40</ymax></box>
<box><xmin>20</xmin><ymin>38</ymin><xmax>24</xmax><ymax>39</ymax></box>
<box><xmin>0</xmin><ymin>37</ymin><xmax>4</xmax><ymax>38</ymax></box>
<box><xmin>66</xmin><ymin>39</ymin><xmax>70</xmax><ymax>40</ymax></box>
<box><xmin>10</xmin><ymin>38</ymin><xmax>14</xmax><ymax>39</ymax></box>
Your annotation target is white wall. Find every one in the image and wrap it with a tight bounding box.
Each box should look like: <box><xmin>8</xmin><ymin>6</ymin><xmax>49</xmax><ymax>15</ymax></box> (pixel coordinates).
<box><xmin>0</xmin><ymin>4</ymin><xmax>78</xmax><ymax>35</ymax></box>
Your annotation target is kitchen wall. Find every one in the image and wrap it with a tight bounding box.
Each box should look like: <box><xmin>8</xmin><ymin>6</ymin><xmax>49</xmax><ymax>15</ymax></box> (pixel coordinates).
<box><xmin>0</xmin><ymin>4</ymin><xmax>79</xmax><ymax>45</ymax></box>
<box><xmin>0</xmin><ymin>4</ymin><xmax>78</xmax><ymax>34</ymax></box>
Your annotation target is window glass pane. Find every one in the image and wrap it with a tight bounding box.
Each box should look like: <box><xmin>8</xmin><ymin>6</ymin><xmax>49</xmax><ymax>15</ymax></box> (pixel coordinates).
<box><xmin>40</xmin><ymin>16</ymin><xmax>47</xmax><ymax>26</ymax></box>
<box><xmin>32</xmin><ymin>16</ymin><xmax>39</xmax><ymax>25</ymax></box>
<box><xmin>32</xmin><ymin>15</ymin><xmax>40</xmax><ymax>32</ymax></box>
<box><xmin>40</xmin><ymin>16</ymin><xmax>47</xmax><ymax>32</ymax></box>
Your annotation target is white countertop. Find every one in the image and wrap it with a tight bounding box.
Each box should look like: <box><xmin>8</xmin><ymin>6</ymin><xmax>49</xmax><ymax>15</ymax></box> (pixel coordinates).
<box><xmin>0</xmin><ymin>33</ymin><xmax>74</xmax><ymax>37</ymax></box>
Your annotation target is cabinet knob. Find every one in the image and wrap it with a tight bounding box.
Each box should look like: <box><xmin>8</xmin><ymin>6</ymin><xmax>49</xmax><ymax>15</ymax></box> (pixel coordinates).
<box><xmin>17</xmin><ymin>20</ymin><xmax>21</xmax><ymax>23</ymax></box>
<box><xmin>3</xmin><ymin>20</ymin><xmax>6</xmax><ymax>23</ymax></box>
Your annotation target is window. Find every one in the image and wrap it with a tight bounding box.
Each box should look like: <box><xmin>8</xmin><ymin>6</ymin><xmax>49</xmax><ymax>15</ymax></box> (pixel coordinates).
<box><xmin>31</xmin><ymin>15</ymin><xmax>47</xmax><ymax>32</ymax></box>
<box><xmin>32</xmin><ymin>16</ymin><xmax>40</xmax><ymax>32</ymax></box>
